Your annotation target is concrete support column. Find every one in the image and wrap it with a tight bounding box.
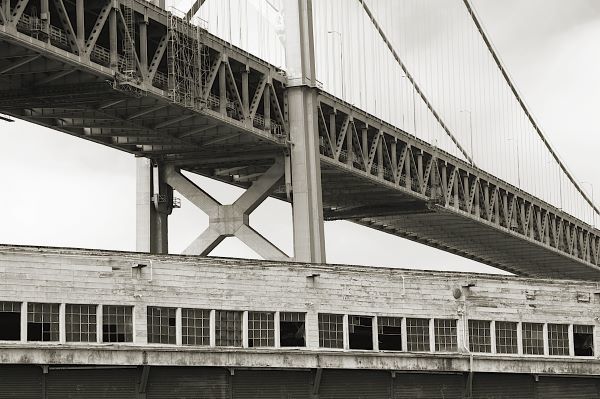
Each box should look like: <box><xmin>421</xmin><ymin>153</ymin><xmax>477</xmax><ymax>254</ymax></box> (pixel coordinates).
<box><xmin>287</xmin><ymin>87</ymin><xmax>326</xmax><ymax>263</ymax></box>
<box><xmin>136</xmin><ymin>158</ymin><xmax>171</xmax><ymax>254</ymax></box>
<box><xmin>284</xmin><ymin>0</ymin><xmax>326</xmax><ymax>264</ymax></box>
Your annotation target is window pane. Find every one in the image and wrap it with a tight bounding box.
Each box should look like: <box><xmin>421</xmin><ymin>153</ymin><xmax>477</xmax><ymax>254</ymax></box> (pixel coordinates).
<box><xmin>27</xmin><ymin>303</ymin><xmax>59</xmax><ymax>342</ymax></box>
<box><xmin>318</xmin><ymin>313</ymin><xmax>343</xmax><ymax>349</ymax></box>
<box><xmin>102</xmin><ymin>305</ymin><xmax>133</xmax><ymax>343</ymax></box>
<box><xmin>406</xmin><ymin>318</ymin><xmax>430</xmax><ymax>352</ymax></box>
<box><xmin>378</xmin><ymin>316</ymin><xmax>402</xmax><ymax>351</ymax></box>
<box><xmin>248</xmin><ymin>312</ymin><xmax>274</xmax><ymax>347</ymax></box>
<box><xmin>468</xmin><ymin>320</ymin><xmax>491</xmax><ymax>353</ymax></box>
<box><xmin>280</xmin><ymin>312</ymin><xmax>306</xmax><ymax>347</ymax></box>
<box><xmin>495</xmin><ymin>321</ymin><xmax>518</xmax><ymax>354</ymax></box>
<box><xmin>66</xmin><ymin>304</ymin><xmax>97</xmax><ymax>343</ymax></box>
<box><xmin>434</xmin><ymin>319</ymin><xmax>457</xmax><ymax>352</ymax></box>
<box><xmin>181</xmin><ymin>308</ymin><xmax>210</xmax><ymax>346</ymax></box>
<box><xmin>574</xmin><ymin>325</ymin><xmax>594</xmax><ymax>356</ymax></box>
<box><xmin>147</xmin><ymin>307</ymin><xmax>176</xmax><ymax>344</ymax></box>
<box><xmin>348</xmin><ymin>315</ymin><xmax>373</xmax><ymax>350</ymax></box>
<box><xmin>522</xmin><ymin>322</ymin><xmax>544</xmax><ymax>355</ymax></box>
<box><xmin>215</xmin><ymin>310</ymin><xmax>242</xmax><ymax>347</ymax></box>
<box><xmin>547</xmin><ymin>324</ymin><xmax>569</xmax><ymax>356</ymax></box>
<box><xmin>0</xmin><ymin>301</ymin><xmax>21</xmax><ymax>341</ymax></box>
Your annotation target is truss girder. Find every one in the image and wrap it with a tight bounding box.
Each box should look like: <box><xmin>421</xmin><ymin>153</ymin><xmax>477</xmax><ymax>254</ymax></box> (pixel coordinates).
<box><xmin>317</xmin><ymin>93</ymin><xmax>600</xmax><ymax>276</ymax></box>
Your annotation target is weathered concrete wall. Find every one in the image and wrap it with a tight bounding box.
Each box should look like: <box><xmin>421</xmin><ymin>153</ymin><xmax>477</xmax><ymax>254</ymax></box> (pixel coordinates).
<box><xmin>0</xmin><ymin>244</ymin><xmax>599</xmax><ymax>374</ymax></box>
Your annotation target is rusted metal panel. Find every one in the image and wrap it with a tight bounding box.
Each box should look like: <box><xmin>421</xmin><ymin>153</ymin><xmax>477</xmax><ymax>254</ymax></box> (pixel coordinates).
<box><xmin>318</xmin><ymin>370</ymin><xmax>391</xmax><ymax>399</ymax></box>
<box><xmin>46</xmin><ymin>367</ymin><xmax>136</xmax><ymax>399</ymax></box>
<box><xmin>535</xmin><ymin>377</ymin><xmax>600</xmax><ymax>398</ymax></box>
<box><xmin>232</xmin><ymin>369</ymin><xmax>311</xmax><ymax>398</ymax></box>
<box><xmin>472</xmin><ymin>373</ymin><xmax>534</xmax><ymax>399</ymax></box>
<box><xmin>393</xmin><ymin>373</ymin><xmax>465</xmax><ymax>398</ymax></box>
<box><xmin>146</xmin><ymin>366</ymin><xmax>229</xmax><ymax>399</ymax></box>
<box><xmin>0</xmin><ymin>365</ymin><xmax>43</xmax><ymax>398</ymax></box>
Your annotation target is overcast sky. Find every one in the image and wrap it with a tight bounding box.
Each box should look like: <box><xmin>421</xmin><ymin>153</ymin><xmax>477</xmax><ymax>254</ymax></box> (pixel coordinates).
<box><xmin>0</xmin><ymin>0</ymin><xmax>598</xmax><ymax>274</ymax></box>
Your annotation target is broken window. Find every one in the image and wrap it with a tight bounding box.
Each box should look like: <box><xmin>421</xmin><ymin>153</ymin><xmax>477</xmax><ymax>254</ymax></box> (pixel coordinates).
<box><xmin>348</xmin><ymin>315</ymin><xmax>373</xmax><ymax>350</ymax></box>
<box><xmin>318</xmin><ymin>313</ymin><xmax>344</xmax><ymax>349</ymax></box>
<box><xmin>522</xmin><ymin>322</ymin><xmax>544</xmax><ymax>355</ymax></box>
<box><xmin>378</xmin><ymin>316</ymin><xmax>402</xmax><ymax>351</ymax></box>
<box><xmin>182</xmin><ymin>308</ymin><xmax>210</xmax><ymax>346</ymax></box>
<box><xmin>279</xmin><ymin>312</ymin><xmax>306</xmax><ymax>347</ymax></box>
<box><xmin>406</xmin><ymin>318</ymin><xmax>430</xmax><ymax>352</ymax></box>
<box><xmin>434</xmin><ymin>319</ymin><xmax>457</xmax><ymax>352</ymax></box>
<box><xmin>495</xmin><ymin>321</ymin><xmax>518</xmax><ymax>354</ymax></box>
<box><xmin>27</xmin><ymin>303</ymin><xmax>59</xmax><ymax>342</ymax></box>
<box><xmin>0</xmin><ymin>302</ymin><xmax>21</xmax><ymax>341</ymax></box>
<box><xmin>548</xmin><ymin>324</ymin><xmax>569</xmax><ymax>356</ymax></box>
<box><xmin>66</xmin><ymin>304</ymin><xmax>97</xmax><ymax>343</ymax></box>
<box><xmin>147</xmin><ymin>306</ymin><xmax>176</xmax><ymax>344</ymax></box>
<box><xmin>574</xmin><ymin>324</ymin><xmax>594</xmax><ymax>356</ymax></box>
<box><xmin>215</xmin><ymin>310</ymin><xmax>242</xmax><ymax>347</ymax></box>
<box><xmin>248</xmin><ymin>311</ymin><xmax>275</xmax><ymax>347</ymax></box>
<box><xmin>102</xmin><ymin>305</ymin><xmax>133</xmax><ymax>343</ymax></box>
<box><xmin>468</xmin><ymin>320</ymin><xmax>491</xmax><ymax>353</ymax></box>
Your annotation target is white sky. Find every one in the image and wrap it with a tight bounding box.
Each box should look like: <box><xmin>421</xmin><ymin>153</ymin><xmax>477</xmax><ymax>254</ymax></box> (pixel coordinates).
<box><xmin>0</xmin><ymin>0</ymin><xmax>598</xmax><ymax>274</ymax></box>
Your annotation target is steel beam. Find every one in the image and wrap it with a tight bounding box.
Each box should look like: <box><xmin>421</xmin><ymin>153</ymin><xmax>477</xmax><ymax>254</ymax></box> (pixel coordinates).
<box><xmin>164</xmin><ymin>158</ymin><xmax>288</xmax><ymax>260</ymax></box>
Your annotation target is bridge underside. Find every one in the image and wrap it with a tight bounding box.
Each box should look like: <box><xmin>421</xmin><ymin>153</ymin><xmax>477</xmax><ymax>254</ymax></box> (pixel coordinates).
<box><xmin>320</xmin><ymin>161</ymin><xmax>600</xmax><ymax>280</ymax></box>
<box><xmin>1</xmin><ymin>1</ymin><xmax>599</xmax><ymax>279</ymax></box>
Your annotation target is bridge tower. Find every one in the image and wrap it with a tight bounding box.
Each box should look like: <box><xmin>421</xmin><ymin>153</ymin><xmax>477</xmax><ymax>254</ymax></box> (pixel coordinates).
<box><xmin>136</xmin><ymin>0</ymin><xmax>326</xmax><ymax>263</ymax></box>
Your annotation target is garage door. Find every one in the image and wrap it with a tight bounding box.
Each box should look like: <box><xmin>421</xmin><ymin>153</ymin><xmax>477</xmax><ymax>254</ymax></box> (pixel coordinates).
<box><xmin>393</xmin><ymin>373</ymin><xmax>465</xmax><ymax>398</ymax></box>
<box><xmin>472</xmin><ymin>373</ymin><xmax>534</xmax><ymax>399</ymax></box>
<box><xmin>536</xmin><ymin>376</ymin><xmax>600</xmax><ymax>399</ymax></box>
<box><xmin>319</xmin><ymin>370</ymin><xmax>391</xmax><ymax>399</ymax></box>
<box><xmin>0</xmin><ymin>365</ymin><xmax>43</xmax><ymax>398</ymax></box>
<box><xmin>46</xmin><ymin>367</ymin><xmax>137</xmax><ymax>399</ymax></box>
<box><xmin>232</xmin><ymin>369</ymin><xmax>311</xmax><ymax>399</ymax></box>
<box><xmin>146</xmin><ymin>367</ymin><xmax>230</xmax><ymax>399</ymax></box>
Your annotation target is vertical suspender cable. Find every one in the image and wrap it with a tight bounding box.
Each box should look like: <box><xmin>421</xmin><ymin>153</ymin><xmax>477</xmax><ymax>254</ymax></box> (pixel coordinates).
<box><xmin>462</xmin><ymin>0</ymin><xmax>599</xmax><ymax>217</ymax></box>
<box><xmin>356</xmin><ymin>0</ymin><xmax>474</xmax><ymax>165</ymax></box>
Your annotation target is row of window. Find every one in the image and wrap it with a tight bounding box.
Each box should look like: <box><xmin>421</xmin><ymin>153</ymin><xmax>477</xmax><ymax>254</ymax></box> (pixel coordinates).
<box><xmin>319</xmin><ymin>315</ymin><xmax>593</xmax><ymax>357</ymax></box>
<box><xmin>0</xmin><ymin>302</ymin><xmax>594</xmax><ymax>357</ymax></box>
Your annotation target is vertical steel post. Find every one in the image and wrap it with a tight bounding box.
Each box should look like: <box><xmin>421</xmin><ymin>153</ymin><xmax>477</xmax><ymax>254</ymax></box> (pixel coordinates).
<box><xmin>136</xmin><ymin>158</ymin><xmax>170</xmax><ymax>254</ymax></box>
<box><xmin>76</xmin><ymin>0</ymin><xmax>84</xmax><ymax>47</ymax></box>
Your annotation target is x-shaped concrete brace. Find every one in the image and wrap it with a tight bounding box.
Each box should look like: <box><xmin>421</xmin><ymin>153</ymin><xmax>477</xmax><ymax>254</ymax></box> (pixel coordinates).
<box><xmin>164</xmin><ymin>158</ymin><xmax>289</xmax><ymax>260</ymax></box>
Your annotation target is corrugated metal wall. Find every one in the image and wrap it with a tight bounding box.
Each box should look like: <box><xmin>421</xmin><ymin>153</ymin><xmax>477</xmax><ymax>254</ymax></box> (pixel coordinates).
<box><xmin>536</xmin><ymin>377</ymin><xmax>600</xmax><ymax>399</ymax></box>
<box><xmin>146</xmin><ymin>366</ymin><xmax>230</xmax><ymax>399</ymax></box>
<box><xmin>393</xmin><ymin>373</ymin><xmax>465</xmax><ymax>398</ymax></box>
<box><xmin>472</xmin><ymin>373</ymin><xmax>534</xmax><ymax>399</ymax></box>
<box><xmin>232</xmin><ymin>370</ymin><xmax>312</xmax><ymax>398</ymax></box>
<box><xmin>45</xmin><ymin>367</ymin><xmax>137</xmax><ymax>399</ymax></box>
<box><xmin>318</xmin><ymin>370</ymin><xmax>391</xmax><ymax>399</ymax></box>
<box><xmin>0</xmin><ymin>365</ymin><xmax>43</xmax><ymax>398</ymax></box>
<box><xmin>3</xmin><ymin>366</ymin><xmax>600</xmax><ymax>398</ymax></box>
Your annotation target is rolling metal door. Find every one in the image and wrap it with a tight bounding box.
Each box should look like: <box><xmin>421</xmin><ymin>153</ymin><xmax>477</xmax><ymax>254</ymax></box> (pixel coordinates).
<box><xmin>46</xmin><ymin>367</ymin><xmax>137</xmax><ymax>399</ymax></box>
<box><xmin>472</xmin><ymin>373</ymin><xmax>534</xmax><ymax>399</ymax></box>
<box><xmin>536</xmin><ymin>377</ymin><xmax>600</xmax><ymax>399</ymax></box>
<box><xmin>318</xmin><ymin>370</ymin><xmax>391</xmax><ymax>399</ymax></box>
<box><xmin>0</xmin><ymin>365</ymin><xmax>43</xmax><ymax>398</ymax></box>
<box><xmin>232</xmin><ymin>369</ymin><xmax>311</xmax><ymax>399</ymax></box>
<box><xmin>393</xmin><ymin>373</ymin><xmax>465</xmax><ymax>399</ymax></box>
<box><xmin>146</xmin><ymin>367</ymin><xmax>230</xmax><ymax>399</ymax></box>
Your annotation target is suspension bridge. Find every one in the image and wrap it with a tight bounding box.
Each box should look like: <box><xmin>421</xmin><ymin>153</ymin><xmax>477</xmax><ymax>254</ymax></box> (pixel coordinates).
<box><xmin>0</xmin><ymin>0</ymin><xmax>598</xmax><ymax>279</ymax></box>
